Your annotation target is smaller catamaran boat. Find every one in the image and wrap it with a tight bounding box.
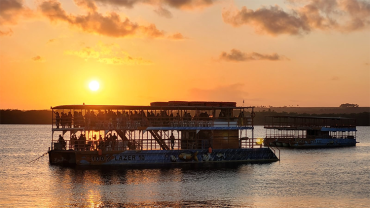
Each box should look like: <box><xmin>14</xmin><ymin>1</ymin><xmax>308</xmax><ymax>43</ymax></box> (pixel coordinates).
<box><xmin>48</xmin><ymin>101</ymin><xmax>279</xmax><ymax>166</ymax></box>
<box><xmin>264</xmin><ymin>116</ymin><xmax>357</xmax><ymax>148</ymax></box>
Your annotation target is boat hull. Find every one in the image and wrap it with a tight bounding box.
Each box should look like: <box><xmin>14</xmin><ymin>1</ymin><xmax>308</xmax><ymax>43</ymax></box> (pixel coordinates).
<box><xmin>290</xmin><ymin>138</ymin><xmax>356</xmax><ymax>148</ymax></box>
<box><xmin>49</xmin><ymin>148</ymin><xmax>279</xmax><ymax>166</ymax></box>
<box><xmin>264</xmin><ymin>138</ymin><xmax>356</xmax><ymax>148</ymax></box>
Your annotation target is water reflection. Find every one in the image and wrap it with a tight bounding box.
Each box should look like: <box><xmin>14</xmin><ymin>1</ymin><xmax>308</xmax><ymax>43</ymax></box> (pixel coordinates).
<box><xmin>47</xmin><ymin>164</ymin><xmax>255</xmax><ymax>207</ymax></box>
<box><xmin>2</xmin><ymin>125</ymin><xmax>370</xmax><ymax>207</ymax></box>
<box><xmin>70</xmin><ymin>200</ymin><xmax>243</xmax><ymax>207</ymax></box>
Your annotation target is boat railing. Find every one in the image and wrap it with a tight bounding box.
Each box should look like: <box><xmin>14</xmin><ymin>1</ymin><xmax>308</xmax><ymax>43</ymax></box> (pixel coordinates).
<box><xmin>264</xmin><ymin>123</ymin><xmax>356</xmax><ymax>129</ymax></box>
<box><xmin>52</xmin><ymin>139</ymin><xmax>147</xmax><ymax>151</ymax></box>
<box><xmin>52</xmin><ymin>116</ymin><xmax>252</xmax><ymax>130</ymax></box>
<box><xmin>239</xmin><ymin>137</ymin><xmax>267</xmax><ymax>149</ymax></box>
<box><xmin>265</xmin><ymin>135</ymin><xmax>301</xmax><ymax>139</ymax></box>
<box><xmin>265</xmin><ymin>135</ymin><xmax>356</xmax><ymax>140</ymax></box>
<box><xmin>52</xmin><ymin>136</ymin><xmax>267</xmax><ymax>152</ymax></box>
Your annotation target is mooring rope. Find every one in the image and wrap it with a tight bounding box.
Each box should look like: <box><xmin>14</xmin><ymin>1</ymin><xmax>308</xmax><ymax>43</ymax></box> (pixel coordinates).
<box><xmin>29</xmin><ymin>152</ymin><xmax>49</xmax><ymax>163</ymax></box>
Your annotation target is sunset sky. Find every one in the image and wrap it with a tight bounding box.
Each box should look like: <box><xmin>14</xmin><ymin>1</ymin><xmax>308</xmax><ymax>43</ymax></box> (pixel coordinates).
<box><xmin>0</xmin><ymin>0</ymin><xmax>369</xmax><ymax>110</ymax></box>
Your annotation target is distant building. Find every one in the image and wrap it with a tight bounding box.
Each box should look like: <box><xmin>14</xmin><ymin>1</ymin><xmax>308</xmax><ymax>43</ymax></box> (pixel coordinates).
<box><xmin>340</xmin><ymin>103</ymin><xmax>359</xmax><ymax>108</ymax></box>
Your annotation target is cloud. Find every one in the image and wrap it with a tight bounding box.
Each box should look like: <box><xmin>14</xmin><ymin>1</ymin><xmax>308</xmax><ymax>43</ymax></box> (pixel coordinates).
<box><xmin>93</xmin><ymin>0</ymin><xmax>141</xmax><ymax>9</ymax></box>
<box><xmin>168</xmin><ymin>32</ymin><xmax>186</xmax><ymax>40</ymax></box>
<box><xmin>65</xmin><ymin>42</ymin><xmax>151</xmax><ymax>65</ymax></box>
<box><xmin>222</xmin><ymin>0</ymin><xmax>370</xmax><ymax>36</ymax></box>
<box><xmin>154</xmin><ymin>6</ymin><xmax>173</xmax><ymax>18</ymax></box>
<box><xmin>0</xmin><ymin>28</ymin><xmax>13</xmax><ymax>36</ymax></box>
<box><xmin>160</xmin><ymin>0</ymin><xmax>216</xmax><ymax>10</ymax></box>
<box><xmin>47</xmin><ymin>38</ymin><xmax>56</xmax><ymax>44</ymax></box>
<box><xmin>66</xmin><ymin>46</ymin><xmax>101</xmax><ymax>59</ymax></box>
<box><xmin>93</xmin><ymin>0</ymin><xmax>216</xmax><ymax>18</ymax></box>
<box><xmin>223</xmin><ymin>6</ymin><xmax>310</xmax><ymax>36</ymax></box>
<box><xmin>0</xmin><ymin>0</ymin><xmax>23</xmax><ymax>24</ymax></box>
<box><xmin>219</xmin><ymin>49</ymin><xmax>289</xmax><ymax>62</ymax></box>
<box><xmin>93</xmin><ymin>0</ymin><xmax>217</xmax><ymax>10</ymax></box>
<box><xmin>98</xmin><ymin>56</ymin><xmax>151</xmax><ymax>65</ymax></box>
<box><xmin>140</xmin><ymin>24</ymin><xmax>165</xmax><ymax>38</ymax></box>
<box><xmin>0</xmin><ymin>0</ymin><xmax>32</xmax><ymax>37</ymax></box>
<box><xmin>39</xmin><ymin>0</ymin><xmax>166</xmax><ymax>38</ymax></box>
<box><xmin>73</xmin><ymin>0</ymin><xmax>98</xmax><ymax>12</ymax></box>
<box><xmin>32</xmin><ymin>56</ymin><xmax>45</xmax><ymax>62</ymax></box>
<box><xmin>331</xmin><ymin>76</ymin><xmax>339</xmax><ymax>81</ymax></box>
<box><xmin>189</xmin><ymin>83</ymin><xmax>248</xmax><ymax>102</ymax></box>
<box><xmin>39</xmin><ymin>0</ymin><xmax>73</xmax><ymax>23</ymax></box>
<box><xmin>337</xmin><ymin>0</ymin><xmax>370</xmax><ymax>31</ymax></box>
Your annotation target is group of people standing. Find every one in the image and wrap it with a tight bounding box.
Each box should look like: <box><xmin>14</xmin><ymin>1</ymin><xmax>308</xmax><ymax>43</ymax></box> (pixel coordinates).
<box><xmin>54</xmin><ymin>109</ymin><xmax>234</xmax><ymax>129</ymax></box>
<box><xmin>54</xmin><ymin>112</ymin><xmax>72</xmax><ymax>128</ymax></box>
<box><xmin>67</xmin><ymin>132</ymin><xmax>118</xmax><ymax>151</ymax></box>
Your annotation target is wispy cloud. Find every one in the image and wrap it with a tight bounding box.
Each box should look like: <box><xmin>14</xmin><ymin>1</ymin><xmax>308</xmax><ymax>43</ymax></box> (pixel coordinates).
<box><xmin>98</xmin><ymin>56</ymin><xmax>151</xmax><ymax>65</ymax></box>
<box><xmin>73</xmin><ymin>0</ymin><xmax>98</xmax><ymax>12</ymax></box>
<box><xmin>331</xmin><ymin>76</ymin><xmax>339</xmax><ymax>81</ymax></box>
<box><xmin>160</xmin><ymin>0</ymin><xmax>216</xmax><ymax>10</ymax></box>
<box><xmin>65</xmin><ymin>42</ymin><xmax>151</xmax><ymax>65</ymax></box>
<box><xmin>93</xmin><ymin>0</ymin><xmax>216</xmax><ymax>10</ymax></box>
<box><xmin>0</xmin><ymin>0</ymin><xmax>22</xmax><ymax>24</ymax></box>
<box><xmin>168</xmin><ymin>32</ymin><xmax>186</xmax><ymax>40</ymax></box>
<box><xmin>0</xmin><ymin>0</ymin><xmax>33</xmax><ymax>37</ymax></box>
<box><xmin>32</xmin><ymin>55</ymin><xmax>45</xmax><ymax>62</ymax></box>
<box><xmin>154</xmin><ymin>6</ymin><xmax>173</xmax><ymax>18</ymax></box>
<box><xmin>60</xmin><ymin>0</ymin><xmax>217</xmax><ymax>24</ymax></box>
<box><xmin>47</xmin><ymin>38</ymin><xmax>57</xmax><ymax>44</ymax></box>
<box><xmin>0</xmin><ymin>28</ymin><xmax>13</xmax><ymax>36</ymax></box>
<box><xmin>219</xmin><ymin>49</ymin><xmax>289</xmax><ymax>62</ymax></box>
<box><xmin>222</xmin><ymin>0</ymin><xmax>370</xmax><ymax>36</ymax></box>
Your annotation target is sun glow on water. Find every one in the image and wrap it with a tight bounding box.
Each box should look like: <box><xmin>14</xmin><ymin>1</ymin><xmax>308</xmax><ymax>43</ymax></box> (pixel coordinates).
<box><xmin>89</xmin><ymin>80</ymin><xmax>100</xmax><ymax>91</ymax></box>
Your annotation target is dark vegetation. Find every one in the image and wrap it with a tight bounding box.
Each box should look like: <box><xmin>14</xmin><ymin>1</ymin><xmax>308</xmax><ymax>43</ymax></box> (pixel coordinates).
<box><xmin>1</xmin><ymin>109</ymin><xmax>369</xmax><ymax>126</ymax></box>
<box><xmin>0</xmin><ymin>110</ymin><xmax>51</xmax><ymax>124</ymax></box>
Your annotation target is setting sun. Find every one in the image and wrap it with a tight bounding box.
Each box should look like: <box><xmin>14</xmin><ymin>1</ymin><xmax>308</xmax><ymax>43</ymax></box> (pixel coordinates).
<box><xmin>89</xmin><ymin>81</ymin><xmax>100</xmax><ymax>91</ymax></box>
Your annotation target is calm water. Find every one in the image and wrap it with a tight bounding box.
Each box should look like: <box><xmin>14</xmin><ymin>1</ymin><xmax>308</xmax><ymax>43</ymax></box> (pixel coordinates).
<box><xmin>0</xmin><ymin>125</ymin><xmax>369</xmax><ymax>207</ymax></box>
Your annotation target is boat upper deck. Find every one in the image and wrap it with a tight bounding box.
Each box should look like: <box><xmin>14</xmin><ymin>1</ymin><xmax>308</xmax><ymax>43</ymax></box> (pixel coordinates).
<box><xmin>51</xmin><ymin>102</ymin><xmax>255</xmax><ymax>131</ymax></box>
<box><xmin>264</xmin><ymin>116</ymin><xmax>356</xmax><ymax>131</ymax></box>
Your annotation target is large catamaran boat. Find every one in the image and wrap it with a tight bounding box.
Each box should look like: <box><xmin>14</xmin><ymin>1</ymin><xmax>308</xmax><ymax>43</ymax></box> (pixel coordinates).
<box><xmin>264</xmin><ymin>116</ymin><xmax>357</xmax><ymax>148</ymax></box>
<box><xmin>48</xmin><ymin>101</ymin><xmax>279</xmax><ymax>166</ymax></box>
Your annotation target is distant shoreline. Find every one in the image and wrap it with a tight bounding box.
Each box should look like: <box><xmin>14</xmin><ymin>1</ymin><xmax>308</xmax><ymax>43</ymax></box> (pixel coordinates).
<box><xmin>0</xmin><ymin>110</ymin><xmax>51</xmax><ymax>124</ymax></box>
<box><xmin>254</xmin><ymin>107</ymin><xmax>370</xmax><ymax>114</ymax></box>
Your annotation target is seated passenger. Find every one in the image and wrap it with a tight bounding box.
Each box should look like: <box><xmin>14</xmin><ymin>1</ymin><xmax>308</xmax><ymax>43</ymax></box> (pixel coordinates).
<box><xmin>58</xmin><ymin>134</ymin><xmax>66</xmax><ymax>150</ymax></box>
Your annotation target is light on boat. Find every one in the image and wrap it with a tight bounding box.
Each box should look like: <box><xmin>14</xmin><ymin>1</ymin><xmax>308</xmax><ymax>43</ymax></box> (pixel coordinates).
<box><xmin>256</xmin><ymin>138</ymin><xmax>264</xmax><ymax>145</ymax></box>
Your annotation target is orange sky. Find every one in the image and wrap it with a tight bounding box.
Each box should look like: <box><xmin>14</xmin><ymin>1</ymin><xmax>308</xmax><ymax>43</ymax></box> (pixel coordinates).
<box><xmin>0</xmin><ymin>0</ymin><xmax>369</xmax><ymax>109</ymax></box>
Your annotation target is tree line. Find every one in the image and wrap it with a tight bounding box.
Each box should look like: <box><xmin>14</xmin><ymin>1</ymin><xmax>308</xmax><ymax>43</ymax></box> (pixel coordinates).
<box><xmin>0</xmin><ymin>110</ymin><xmax>51</xmax><ymax>124</ymax></box>
<box><xmin>1</xmin><ymin>109</ymin><xmax>369</xmax><ymax>126</ymax></box>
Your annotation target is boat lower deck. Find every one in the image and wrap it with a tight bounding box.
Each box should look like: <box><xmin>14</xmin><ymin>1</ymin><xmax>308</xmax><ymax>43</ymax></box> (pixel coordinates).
<box><xmin>49</xmin><ymin>148</ymin><xmax>279</xmax><ymax>165</ymax></box>
<box><xmin>265</xmin><ymin>138</ymin><xmax>357</xmax><ymax>148</ymax></box>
